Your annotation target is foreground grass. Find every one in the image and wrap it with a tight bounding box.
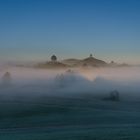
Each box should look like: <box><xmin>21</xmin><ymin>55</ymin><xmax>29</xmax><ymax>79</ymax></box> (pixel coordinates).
<box><xmin>0</xmin><ymin>96</ymin><xmax>140</xmax><ymax>140</ymax></box>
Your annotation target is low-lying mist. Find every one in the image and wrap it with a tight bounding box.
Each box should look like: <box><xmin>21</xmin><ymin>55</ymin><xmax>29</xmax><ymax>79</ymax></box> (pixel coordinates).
<box><xmin>0</xmin><ymin>66</ymin><xmax>140</xmax><ymax>102</ymax></box>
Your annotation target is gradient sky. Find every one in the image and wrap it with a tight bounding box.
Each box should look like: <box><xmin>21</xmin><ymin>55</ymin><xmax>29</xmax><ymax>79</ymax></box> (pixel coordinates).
<box><xmin>0</xmin><ymin>0</ymin><xmax>140</xmax><ymax>64</ymax></box>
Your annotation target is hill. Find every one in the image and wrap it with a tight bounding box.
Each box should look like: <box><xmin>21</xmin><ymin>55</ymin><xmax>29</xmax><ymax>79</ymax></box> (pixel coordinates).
<box><xmin>62</xmin><ymin>55</ymin><xmax>107</xmax><ymax>67</ymax></box>
<box><xmin>36</xmin><ymin>61</ymin><xmax>68</xmax><ymax>69</ymax></box>
<box><xmin>62</xmin><ymin>58</ymin><xmax>81</xmax><ymax>66</ymax></box>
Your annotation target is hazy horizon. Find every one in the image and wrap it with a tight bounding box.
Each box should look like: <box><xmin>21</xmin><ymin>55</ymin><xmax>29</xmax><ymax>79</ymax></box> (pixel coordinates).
<box><xmin>0</xmin><ymin>54</ymin><xmax>140</xmax><ymax>66</ymax></box>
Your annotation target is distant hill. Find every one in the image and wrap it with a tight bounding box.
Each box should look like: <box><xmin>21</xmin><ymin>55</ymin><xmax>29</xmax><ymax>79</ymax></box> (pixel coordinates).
<box><xmin>62</xmin><ymin>59</ymin><xmax>81</xmax><ymax>66</ymax></box>
<box><xmin>62</xmin><ymin>55</ymin><xmax>107</xmax><ymax>67</ymax></box>
<box><xmin>108</xmin><ymin>61</ymin><xmax>130</xmax><ymax>67</ymax></box>
<box><xmin>78</xmin><ymin>56</ymin><xmax>107</xmax><ymax>67</ymax></box>
<box><xmin>36</xmin><ymin>61</ymin><xmax>68</xmax><ymax>69</ymax></box>
<box><xmin>35</xmin><ymin>54</ymin><xmax>132</xmax><ymax>69</ymax></box>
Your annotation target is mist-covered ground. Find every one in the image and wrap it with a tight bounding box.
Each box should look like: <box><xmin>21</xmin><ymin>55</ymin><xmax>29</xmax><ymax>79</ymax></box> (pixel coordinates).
<box><xmin>0</xmin><ymin>67</ymin><xmax>140</xmax><ymax>139</ymax></box>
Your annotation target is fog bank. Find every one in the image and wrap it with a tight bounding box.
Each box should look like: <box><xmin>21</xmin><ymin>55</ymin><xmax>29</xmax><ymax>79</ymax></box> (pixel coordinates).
<box><xmin>0</xmin><ymin>67</ymin><xmax>140</xmax><ymax>101</ymax></box>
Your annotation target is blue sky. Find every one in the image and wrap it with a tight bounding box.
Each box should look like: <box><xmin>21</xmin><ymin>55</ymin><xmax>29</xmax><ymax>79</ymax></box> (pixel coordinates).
<box><xmin>0</xmin><ymin>0</ymin><xmax>140</xmax><ymax>64</ymax></box>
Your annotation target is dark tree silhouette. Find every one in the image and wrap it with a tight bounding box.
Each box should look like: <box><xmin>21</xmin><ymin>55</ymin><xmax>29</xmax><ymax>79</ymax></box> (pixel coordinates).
<box><xmin>90</xmin><ymin>54</ymin><xmax>93</xmax><ymax>57</ymax></box>
<box><xmin>51</xmin><ymin>55</ymin><xmax>57</xmax><ymax>62</ymax></box>
<box><xmin>110</xmin><ymin>90</ymin><xmax>120</xmax><ymax>101</ymax></box>
<box><xmin>102</xmin><ymin>90</ymin><xmax>120</xmax><ymax>101</ymax></box>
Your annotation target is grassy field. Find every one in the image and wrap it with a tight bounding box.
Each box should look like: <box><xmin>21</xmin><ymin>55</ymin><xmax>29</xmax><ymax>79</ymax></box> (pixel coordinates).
<box><xmin>0</xmin><ymin>95</ymin><xmax>140</xmax><ymax>140</ymax></box>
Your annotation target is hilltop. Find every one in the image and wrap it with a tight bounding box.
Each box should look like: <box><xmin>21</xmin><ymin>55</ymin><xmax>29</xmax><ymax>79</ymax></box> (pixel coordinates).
<box><xmin>33</xmin><ymin>54</ymin><xmax>131</xmax><ymax>69</ymax></box>
<box><xmin>62</xmin><ymin>54</ymin><xmax>107</xmax><ymax>67</ymax></box>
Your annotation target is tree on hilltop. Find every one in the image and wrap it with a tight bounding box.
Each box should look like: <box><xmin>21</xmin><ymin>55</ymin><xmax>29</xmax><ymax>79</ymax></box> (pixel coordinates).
<box><xmin>51</xmin><ymin>55</ymin><xmax>57</xmax><ymax>62</ymax></box>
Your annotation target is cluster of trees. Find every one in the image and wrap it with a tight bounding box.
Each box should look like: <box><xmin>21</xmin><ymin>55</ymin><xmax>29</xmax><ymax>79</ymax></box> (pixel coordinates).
<box><xmin>103</xmin><ymin>90</ymin><xmax>120</xmax><ymax>101</ymax></box>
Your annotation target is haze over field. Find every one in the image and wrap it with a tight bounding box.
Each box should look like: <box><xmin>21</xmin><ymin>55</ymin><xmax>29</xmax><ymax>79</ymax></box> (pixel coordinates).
<box><xmin>0</xmin><ymin>66</ymin><xmax>140</xmax><ymax>140</ymax></box>
<box><xmin>0</xmin><ymin>66</ymin><xmax>140</xmax><ymax>101</ymax></box>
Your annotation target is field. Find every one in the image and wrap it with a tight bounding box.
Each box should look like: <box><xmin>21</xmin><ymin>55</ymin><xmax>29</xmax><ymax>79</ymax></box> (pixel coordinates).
<box><xmin>0</xmin><ymin>94</ymin><xmax>140</xmax><ymax>140</ymax></box>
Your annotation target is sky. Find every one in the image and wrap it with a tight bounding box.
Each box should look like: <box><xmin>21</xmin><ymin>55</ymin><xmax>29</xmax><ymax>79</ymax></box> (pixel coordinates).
<box><xmin>0</xmin><ymin>0</ymin><xmax>140</xmax><ymax>64</ymax></box>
